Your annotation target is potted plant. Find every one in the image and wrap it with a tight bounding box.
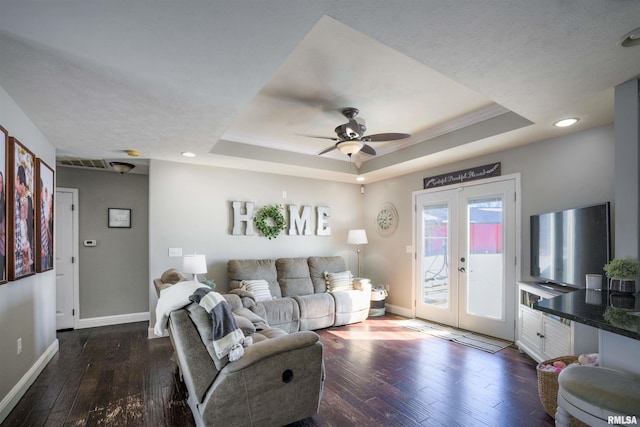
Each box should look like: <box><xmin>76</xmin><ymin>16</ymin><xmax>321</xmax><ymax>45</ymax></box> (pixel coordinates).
<box><xmin>603</xmin><ymin>258</ymin><xmax>640</xmax><ymax>293</ymax></box>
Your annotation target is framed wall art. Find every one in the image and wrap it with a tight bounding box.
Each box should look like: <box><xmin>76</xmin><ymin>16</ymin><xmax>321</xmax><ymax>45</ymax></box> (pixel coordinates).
<box><xmin>0</xmin><ymin>126</ymin><xmax>7</xmax><ymax>284</ymax></box>
<box><xmin>8</xmin><ymin>137</ymin><xmax>36</xmax><ymax>281</ymax></box>
<box><xmin>36</xmin><ymin>159</ymin><xmax>54</xmax><ymax>272</ymax></box>
<box><xmin>108</xmin><ymin>208</ymin><xmax>131</xmax><ymax>228</ymax></box>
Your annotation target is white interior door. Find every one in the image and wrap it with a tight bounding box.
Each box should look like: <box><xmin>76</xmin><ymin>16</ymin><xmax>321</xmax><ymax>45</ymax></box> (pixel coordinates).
<box><xmin>415</xmin><ymin>177</ymin><xmax>517</xmax><ymax>341</ymax></box>
<box><xmin>55</xmin><ymin>189</ymin><xmax>76</xmax><ymax>330</ymax></box>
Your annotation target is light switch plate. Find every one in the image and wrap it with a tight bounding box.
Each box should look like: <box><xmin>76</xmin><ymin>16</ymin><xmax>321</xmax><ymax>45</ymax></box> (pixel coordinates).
<box><xmin>168</xmin><ymin>248</ymin><xmax>182</xmax><ymax>257</ymax></box>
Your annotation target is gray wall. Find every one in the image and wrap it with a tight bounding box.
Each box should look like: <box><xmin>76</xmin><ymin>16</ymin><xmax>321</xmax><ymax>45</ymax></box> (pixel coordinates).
<box><xmin>362</xmin><ymin>125</ymin><xmax>615</xmax><ymax>311</ymax></box>
<box><xmin>0</xmin><ymin>86</ymin><xmax>57</xmax><ymax>416</ymax></box>
<box><xmin>57</xmin><ymin>168</ymin><xmax>149</xmax><ymax>318</ymax></box>
<box><xmin>148</xmin><ymin>160</ymin><xmax>364</xmax><ymax>326</ymax></box>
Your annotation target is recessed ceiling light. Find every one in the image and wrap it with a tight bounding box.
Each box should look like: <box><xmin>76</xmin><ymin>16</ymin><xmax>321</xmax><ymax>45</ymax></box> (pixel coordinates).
<box><xmin>619</xmin><ymin>26</ymin><xmax>640</xmax><ymax>47</ymax></box>
<box><xmin>554</xmin><ymin>118</ymin><xmax>579</xmax><ymax>128</ymax></box>
<box><xmin>181</xmin><ymin>152</ymin><xmax>196</xmax><ymax>158</ymax></box>
<box><xmin>356</xmin><ymin>176</ymin><xmax>365</xmax><ymax>181</ymax></box>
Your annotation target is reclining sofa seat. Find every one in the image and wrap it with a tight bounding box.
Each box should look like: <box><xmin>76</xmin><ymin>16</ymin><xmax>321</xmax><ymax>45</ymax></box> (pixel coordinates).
<box><xmin>228</xmin><ymin>256</ymin><xmax>371</xmax><ymax>332</ymax></box>
<box><xmin>153</xmin><ymin>273</ymin><xmax>325</xmax><ymax>427</ymax></box>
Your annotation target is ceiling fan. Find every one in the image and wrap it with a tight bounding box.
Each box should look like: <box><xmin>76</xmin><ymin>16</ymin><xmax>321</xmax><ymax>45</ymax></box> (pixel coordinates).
<box><xmin>313</xmin><ymin>108</ymin><xmax>410</xmax><ymax>157</ymax></box>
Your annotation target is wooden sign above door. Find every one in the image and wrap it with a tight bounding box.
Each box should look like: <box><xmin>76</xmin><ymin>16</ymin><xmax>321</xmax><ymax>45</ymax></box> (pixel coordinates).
<box><xmin>423</xmin><ymin>162</ymin><xmax>501</xmax><ymax>189</ymax></box>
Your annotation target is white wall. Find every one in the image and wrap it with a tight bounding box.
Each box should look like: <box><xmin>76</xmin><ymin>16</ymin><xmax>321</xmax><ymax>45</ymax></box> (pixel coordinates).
<box><xmin>148</xmin><ymin>159</ymin><xmax>364</xmax><ymax>327</ymax></box>
<box><xmin>0</xmin><ymin>87</ymin><xmax>57</xmax><ymax>422</ymax></box>
<box><xmin>362</xmin><ymin>125</ymin><xmax>615</xmax><ymax>312</ymax></box>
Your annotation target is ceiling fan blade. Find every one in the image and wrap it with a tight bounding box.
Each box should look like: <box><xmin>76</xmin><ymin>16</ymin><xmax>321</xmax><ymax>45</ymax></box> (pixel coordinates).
<box><xmin>301</xmin><ymin>135</ymin><xmax>339</xmax><ymax>141</ymax></box>
<box><xmin>364</xmin><ymin>133</ymin><xmax>411</xmax><ymax>142</ymax></box>
<box><xmin>360</xmin><ymin>144</ymin><xmax>376</xmax><ymax>156</ymax></box>
<box><xmin>318</xmin><ymin>145</ymin><xmax>338</xmax><ymax>155</ymax></box>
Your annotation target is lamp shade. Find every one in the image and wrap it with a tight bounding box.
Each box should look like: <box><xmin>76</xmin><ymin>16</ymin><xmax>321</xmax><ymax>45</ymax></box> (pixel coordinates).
<box><xmin>182</xmin><ymin>254</ymin><xmax>207</xmax><ymax>275</ymax></box>
<box><xmin>348</xmin><ymin>229</ymin><xmax>368</xmax><ymax>245</ymax></box>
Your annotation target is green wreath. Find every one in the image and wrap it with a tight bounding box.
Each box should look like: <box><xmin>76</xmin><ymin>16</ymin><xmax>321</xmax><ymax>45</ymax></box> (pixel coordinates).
<box><xmin>254</xmin><ymin>204</ymin><xmax>287</xmax><ymax>240</ymax></box>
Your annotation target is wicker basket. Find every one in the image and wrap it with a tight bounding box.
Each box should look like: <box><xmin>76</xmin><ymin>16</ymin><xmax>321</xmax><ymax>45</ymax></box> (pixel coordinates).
<box><xmin>536</xmin><ymin>356</ymin><xmax>588</xmax><ymax>426</ymax></box>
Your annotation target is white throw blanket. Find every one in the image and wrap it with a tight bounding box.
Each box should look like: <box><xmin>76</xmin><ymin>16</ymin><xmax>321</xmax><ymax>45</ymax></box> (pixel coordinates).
<box><xmin>154</xmin><ymin>280</ymin><xmax>208</xmax><ymax>336</ymax></box>
<box><xmin>190</xmin><ymin>288</ymin><xmax>251</xmax><ymax>362</ymax></box>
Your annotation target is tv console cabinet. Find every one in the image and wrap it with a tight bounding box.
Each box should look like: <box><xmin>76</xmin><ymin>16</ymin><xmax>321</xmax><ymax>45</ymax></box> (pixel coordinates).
<box><xmin>516</xmin><ymin>282</ymin><xmax>598</xmax><ymax>363</ymax></box>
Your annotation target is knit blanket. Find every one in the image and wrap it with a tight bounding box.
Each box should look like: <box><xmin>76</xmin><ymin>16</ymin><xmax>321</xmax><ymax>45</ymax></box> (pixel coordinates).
<box><xmin>189</xmin><ymin>288</ymin><xmax>251</xmax><ymax>362</ymax></box>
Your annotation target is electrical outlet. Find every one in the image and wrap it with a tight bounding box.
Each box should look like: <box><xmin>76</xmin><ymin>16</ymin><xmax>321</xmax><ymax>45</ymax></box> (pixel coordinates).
<box><xmin>17</xmin><ymin>338</ymin><xmax>22</xmax><ymax>355</ymax></box>
<box><xmin>385</xmin><ymin>284</ymin><xmax>390</xmax><ymax>292</ymax></box>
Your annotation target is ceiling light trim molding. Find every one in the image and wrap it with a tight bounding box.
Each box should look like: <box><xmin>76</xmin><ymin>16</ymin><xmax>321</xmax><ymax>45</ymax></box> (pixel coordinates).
<box><xmin>374</xmin><ymin>103</ymin><xmax>511</xmax><ymax>156</ymax></box>
<box><xmin>359</xmin><ymin>111</ymin><xmax>533</xmax><ymax>174</ymax></box>
<box><xmin>210</xmin><ymin>140</ymin><xmax>357</xmax><ymax>174</ymax></box>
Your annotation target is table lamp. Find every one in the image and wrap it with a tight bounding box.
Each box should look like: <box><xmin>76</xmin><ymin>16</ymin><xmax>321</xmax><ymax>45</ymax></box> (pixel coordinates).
<box><xmin>182</xmin><ymin>254</ymin><xmax>207</xmax><ymax>282</ymax></box>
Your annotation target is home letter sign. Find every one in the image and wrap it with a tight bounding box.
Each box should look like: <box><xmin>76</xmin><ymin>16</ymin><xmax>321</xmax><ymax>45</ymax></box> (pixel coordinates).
<box><xmin>288</xmin><ymin>205</ymin><xmax>312</xmax><ymax>235</ymax></box>
<box><xmin>232</xmin><ymin>201</ymin><xmax>255</xmax><ymax>235</ymax></box>
<box><xmin>316</xmin><ymin>206</ymin><xmax>331</xmax><ymax>236</ymax></box>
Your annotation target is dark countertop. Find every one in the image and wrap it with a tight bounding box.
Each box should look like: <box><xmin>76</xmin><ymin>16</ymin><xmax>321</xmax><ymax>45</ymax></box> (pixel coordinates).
<box><xmin>534</xmin><ymin>288</ymin><xmax>640</xmax><ymax>341</ymax></box>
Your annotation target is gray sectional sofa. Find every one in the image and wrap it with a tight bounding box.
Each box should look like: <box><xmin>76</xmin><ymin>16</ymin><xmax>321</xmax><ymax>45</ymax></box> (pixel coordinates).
<box><xmin>153</xmin><ymin>255</ymin><xmax>368</xmax><ymax>426</ymax></box>
<box><xmin>227</xmin><ymin>256</ymin><xmax>372</xmax><ymax>332</ymax></box>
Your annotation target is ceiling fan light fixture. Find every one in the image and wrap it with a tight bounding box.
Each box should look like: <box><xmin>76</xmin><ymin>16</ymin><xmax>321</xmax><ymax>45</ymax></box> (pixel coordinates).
<box><xmin>337</xmin><ymin>140</ymin><xmax>364</xmax><ymax>156</ymax></box>
<box><xmin>109</xmin><ymin>161</ymin><xmax>135</xmax><ymax>174</ymax></box>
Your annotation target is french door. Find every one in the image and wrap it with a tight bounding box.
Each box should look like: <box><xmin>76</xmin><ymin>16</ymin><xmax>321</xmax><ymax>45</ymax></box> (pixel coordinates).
<box><xmin>414</xmin><ymin>177</ymin><xmax>518</xmax><ymax>341</ymax></box>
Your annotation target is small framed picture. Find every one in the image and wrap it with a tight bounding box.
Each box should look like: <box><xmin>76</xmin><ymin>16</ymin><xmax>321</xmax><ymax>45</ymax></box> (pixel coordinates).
<box><xmin>36</xmin><ymin>159</ymin><xmax>54</xmax><ymax>272</ymax></box>
<box><xmin>108</xmin><ymin>208</ymin><xmax>131</xmax><ymax>228</ymax></box>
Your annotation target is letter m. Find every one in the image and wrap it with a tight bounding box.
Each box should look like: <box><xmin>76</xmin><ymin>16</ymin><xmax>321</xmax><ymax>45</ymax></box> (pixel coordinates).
<box><xmin>288</xmin><ymin>205</ymin><xmax>312</xmax><ymax>235</ymax></box>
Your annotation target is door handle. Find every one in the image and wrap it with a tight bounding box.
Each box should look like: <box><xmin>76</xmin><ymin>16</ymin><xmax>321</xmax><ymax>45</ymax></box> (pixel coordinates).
<box><xmin>458</xmin><ymin>267</ymin><xmax>466</xmax><ymax>273</ymax></box>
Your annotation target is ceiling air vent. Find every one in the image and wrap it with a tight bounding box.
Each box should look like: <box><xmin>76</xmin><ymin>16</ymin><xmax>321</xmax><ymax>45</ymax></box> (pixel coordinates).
<box><xmin>58</xmin><ymin>158</ymin><xmax>108</xmax><ymax>170</ymax></box>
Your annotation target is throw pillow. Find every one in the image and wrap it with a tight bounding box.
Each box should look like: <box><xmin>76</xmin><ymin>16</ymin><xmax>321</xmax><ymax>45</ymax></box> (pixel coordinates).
<box><xmin>161</xmin><ymin>268</ymin><xmax>186</xmax><ymax>284</ymax></box>
<box><xmin>324</xmin><ymin>270</ymin><xmax>353</xmax><ymax>292</ymax></box>
<box><xmin>240</xmin><ymin>279</ymin><xmax>273</xmax><ymax>302</ymax></box>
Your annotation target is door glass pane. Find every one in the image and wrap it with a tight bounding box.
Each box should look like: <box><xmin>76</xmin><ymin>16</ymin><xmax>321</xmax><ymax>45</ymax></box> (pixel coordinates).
<box><xmin>422</xmin><ymin>203</ymin><xmax>449</xmax><ymax>308</ymax></box>
<box><xmin>466</xmin><ymin>196</ymin><xmax>504</xmax><ymax>319</ymax></box>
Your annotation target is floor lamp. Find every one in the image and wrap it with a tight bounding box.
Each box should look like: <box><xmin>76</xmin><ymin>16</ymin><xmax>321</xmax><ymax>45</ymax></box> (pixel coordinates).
<box><xmin>347</xmin><ymin>229</ymin><xmax>368</xmax><ymax>277</ymax></box>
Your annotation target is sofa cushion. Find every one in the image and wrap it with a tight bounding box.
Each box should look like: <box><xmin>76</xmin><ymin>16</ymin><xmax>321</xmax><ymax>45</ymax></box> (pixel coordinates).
<box><xmin>308</xmin><ymin>256</ymin><xmax>347</xmax><ymax>293</ymax></box>
<box><xmin>276</xmin><ymin>258</ymin><xmax>314</xmax><ymax>297</ymax></box>
<box><xmin>250</xmin><ymin>298</ymin><xmax>301</xmax><ymax>333</ymax></box>
<box><xmin>241</xmin><ymin>279</ymin><xmax>273</xmax><ymax>302</ymax></box>
<box><xmin>324</xmin><ymin>270</ymin><xmax>353</xmax><ymax>292</ymax></box>
<box><xmin>293</xmin><ymin>293</ymin><xmax>335</xmax><ymax>331</ymax></box>
<box><xmin>233</xmin><ymin>312</ymin><xmax>257</xmax><ymax>336</ymax></box>
<box><xmin>228</xmin><ymin>259</ymin><xmax>282</xmax><ymax>299</ymax></box>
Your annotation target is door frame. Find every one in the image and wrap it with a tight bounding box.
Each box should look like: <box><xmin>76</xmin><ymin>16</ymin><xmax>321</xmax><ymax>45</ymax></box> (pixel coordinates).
<box><xmin>56</xmin><ymin>187</ymin><xmax>80</xmax><ymax>329</ymax></box>
<box><xmin>411</xmin><ymin>173</ymin><xmax>522</xmax><ymax>325</ymax></box>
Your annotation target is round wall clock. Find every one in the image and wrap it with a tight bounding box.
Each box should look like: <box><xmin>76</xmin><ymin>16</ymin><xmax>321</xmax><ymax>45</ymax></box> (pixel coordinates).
<box><xmin>375</xmin><ymin>202</ymin><xmax>398</xmax><ymax>235</ymax></box>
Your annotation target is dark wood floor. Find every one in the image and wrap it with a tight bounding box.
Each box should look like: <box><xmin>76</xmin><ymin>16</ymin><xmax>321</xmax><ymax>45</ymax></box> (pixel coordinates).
<box><xmin>2</xmin><ymin>314</ymin><xmax>554</xmax><ymax>427</ymax></box>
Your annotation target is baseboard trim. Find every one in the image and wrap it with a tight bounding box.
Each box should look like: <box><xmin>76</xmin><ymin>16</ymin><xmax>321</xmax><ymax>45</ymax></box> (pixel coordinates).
<box><xmin>385</xmin><ymin>303</ymin><xmax>413</xmax><ymax>318</ymax></box>
<box><xmin>77</xmin><ymin>311</ymin><xmax>150</xmax><ymax>329</ymax></box>
<box><xmin>0</xmin><ymin>339</ymin><xmax>59</xmax><ymax>424</ymax></box>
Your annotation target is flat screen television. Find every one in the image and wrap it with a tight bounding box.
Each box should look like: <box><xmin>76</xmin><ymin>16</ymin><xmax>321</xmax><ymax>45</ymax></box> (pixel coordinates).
<box><xmin>530</xmin><ymin>202</ymin><xmax>611</xmax><ymax>288</ymax></box>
